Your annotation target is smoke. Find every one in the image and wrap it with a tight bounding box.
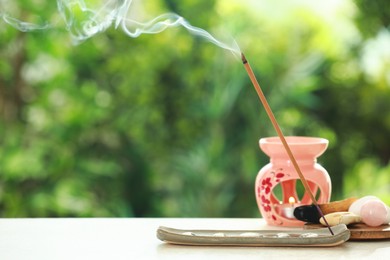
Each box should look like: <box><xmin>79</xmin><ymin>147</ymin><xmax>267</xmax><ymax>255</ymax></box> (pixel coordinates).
<box><xmin>1</xmin><ymin>14</ymin><xmax>50</xmax><ymax>32</ymax></box>
<box><xmin>1</xmin><ymin>0</ymin><xmax>240</xmax><ymax>55</ymax></box>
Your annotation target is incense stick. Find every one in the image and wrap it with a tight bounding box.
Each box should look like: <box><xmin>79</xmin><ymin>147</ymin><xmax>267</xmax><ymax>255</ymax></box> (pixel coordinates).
<box><xmin>241</xmin><ymin>53</ymin><xmax>334</xmax><ymax>235</ymax></box>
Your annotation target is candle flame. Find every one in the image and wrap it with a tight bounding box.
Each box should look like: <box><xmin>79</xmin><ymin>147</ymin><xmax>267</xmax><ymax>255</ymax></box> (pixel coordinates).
<box><xmin>289</xmin><ymin>197</ymin><xmax>296</xmax><ymax>205</ymax></box>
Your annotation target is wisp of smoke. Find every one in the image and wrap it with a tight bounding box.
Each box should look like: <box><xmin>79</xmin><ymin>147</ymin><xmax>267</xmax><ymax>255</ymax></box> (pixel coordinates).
<box><xmin>1</xmin><ymin>0</ymin><xmax>240</xmax><ymax>55</ymax></box>
<box><xmin>1</xmin><ymin>14</ymin><xmax>50</xmax><ymax>32</ymax></box>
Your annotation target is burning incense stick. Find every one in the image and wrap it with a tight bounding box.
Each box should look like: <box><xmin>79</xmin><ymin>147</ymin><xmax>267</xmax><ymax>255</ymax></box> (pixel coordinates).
<box><xmin>241</xmin><ymin>53</ymin><xmax>334</xmax><ymax>235</ymax></box>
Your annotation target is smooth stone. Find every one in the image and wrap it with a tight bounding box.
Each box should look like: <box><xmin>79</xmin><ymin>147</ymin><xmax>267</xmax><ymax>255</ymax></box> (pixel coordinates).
<box><xmin>360</xmin><ymin>200</ymin><xmax>388</xmax><ymax>227</ymax></box>
<box><xmin>293</xmin><ymin>205</ymin><xmax>320</xmax><ymax>223</ymax></box>
<box><xmin>349</xmin><ymin>196</ymin><xmax>379</xmax><ymax>215</ymax></box>
<box><xmin>348</xmin><ymin>196</ymin><xmax>390</xmax><ymax>226</ymax></box>
<box><xmin>386</xmin><ymin>206</ymin><xmax>390</xmax><ymax>224</ymax></box>
<box><xmin>319</xmin><ymin>212</ymin><xmax>362</xmax><ymax>226</ymax></box>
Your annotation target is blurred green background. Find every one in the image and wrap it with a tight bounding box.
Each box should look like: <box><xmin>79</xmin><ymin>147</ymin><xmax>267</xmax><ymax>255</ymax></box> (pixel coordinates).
<box><xmin>0</xmin><ymin>0</ymin><xmax>389</xmax><ymax>218</ymax></box>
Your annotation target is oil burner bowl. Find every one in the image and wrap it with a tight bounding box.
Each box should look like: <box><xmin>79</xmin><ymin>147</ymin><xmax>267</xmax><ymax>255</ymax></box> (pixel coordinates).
<box><xmin>255</xmin><ymin>136</ymin><xmax>331</xmax><ymax>227</ymax></box>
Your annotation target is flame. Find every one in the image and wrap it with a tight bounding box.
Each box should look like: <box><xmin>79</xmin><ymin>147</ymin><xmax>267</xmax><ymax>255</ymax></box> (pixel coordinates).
<box><xmin>288</xmin><ymin>197</ymin><xmax>296</xmax><ymax>205</ymax></box>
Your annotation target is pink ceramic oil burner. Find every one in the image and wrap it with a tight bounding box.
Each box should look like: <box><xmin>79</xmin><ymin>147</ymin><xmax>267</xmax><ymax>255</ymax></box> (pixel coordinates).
<box><xmin>255</xmin><ymin>136</ymin><xmax>331</xmax><ymax>226</ymax></box>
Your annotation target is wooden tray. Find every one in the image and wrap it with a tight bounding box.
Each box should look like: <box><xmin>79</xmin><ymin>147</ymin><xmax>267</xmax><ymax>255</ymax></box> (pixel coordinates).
<box><xmin>304</xmin><ymin>223</ymin><xmax>390</xmax><ymax>240</ymax></box>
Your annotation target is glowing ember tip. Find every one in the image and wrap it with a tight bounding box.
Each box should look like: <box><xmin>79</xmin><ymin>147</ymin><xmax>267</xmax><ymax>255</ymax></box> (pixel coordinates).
<box><xmin>241</xmin><ymin>53</ymin><xmax>247</xmax><ymax>64</ymax></box>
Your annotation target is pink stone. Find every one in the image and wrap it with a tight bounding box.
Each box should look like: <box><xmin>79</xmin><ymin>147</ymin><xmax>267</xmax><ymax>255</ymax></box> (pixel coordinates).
<box><xmin>360</xmin><ymin>200</ymin><xmax>388</xmax><ymax>227</ymax></box>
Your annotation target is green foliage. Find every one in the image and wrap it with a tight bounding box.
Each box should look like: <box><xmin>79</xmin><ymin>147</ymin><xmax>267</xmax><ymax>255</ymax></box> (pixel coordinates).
<box><xmin>344</xmin><ymin>159</ymin><xmax>390</xmax><ymax>205</ymax></box>
<box><xmin>0</xmin><ymin>0</ymin><xmax>389</xmax><ymax>217</ymax></box>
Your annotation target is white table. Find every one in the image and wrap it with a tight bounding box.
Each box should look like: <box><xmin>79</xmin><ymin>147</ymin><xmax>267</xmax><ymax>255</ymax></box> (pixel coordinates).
<box><xmin>0</xmin><ymin>218</ymin><xmax>388</xmax><ymax>259</ymax></box>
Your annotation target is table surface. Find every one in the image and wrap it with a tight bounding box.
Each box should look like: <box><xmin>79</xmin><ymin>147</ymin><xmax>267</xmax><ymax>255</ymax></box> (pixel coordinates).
<box><xmin>0</xmin><ymin>218</ymin><xmax>389</xmax><ymax>260</ymax></box>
